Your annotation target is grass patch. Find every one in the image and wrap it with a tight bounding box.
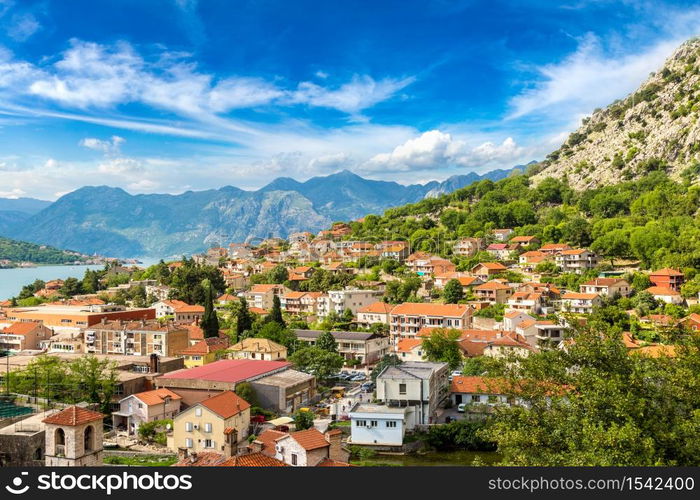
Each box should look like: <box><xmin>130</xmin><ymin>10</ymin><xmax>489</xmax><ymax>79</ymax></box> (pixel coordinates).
<box><xmin>104</xmin><ymin>454</ymin><xmax>177</xmax><ymax>467</ymax></box>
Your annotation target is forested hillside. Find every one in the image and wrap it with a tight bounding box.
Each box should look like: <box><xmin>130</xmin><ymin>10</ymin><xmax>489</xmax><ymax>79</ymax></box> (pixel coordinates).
<box><xmin>348</xmin><ymin>170</ymin><xmax>700</xmax><ymax>273</ymax></box>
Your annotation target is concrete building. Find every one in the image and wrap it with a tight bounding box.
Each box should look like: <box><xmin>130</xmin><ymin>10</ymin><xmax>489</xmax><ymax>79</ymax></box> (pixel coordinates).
<box><xmin>173</xmin><ymin>391</ymin><xmax>250</xmax><ymax>456</ymax></box>
<box><xmin>4</xmin><ymin>304</ymin><xmax>154</xmax><ymax>330</ymax></box>
<box><xmin>85</xmin><ymin>319</ymin><xmax>189</xmax><ymax>357</ymax></box>
<box><xmin>348</xmin><ymin>403</ymin><xmax>409</xmax><ymax>447</ymax></box>
<box><xmin>356</xmin><ymin>301</ymin><xmax>392</xmax><ymax>329</ymax></box>
<box><xmin>316</xmin><ymin>288</ymin><xmax>382</xmax><ymax>318</ymax></box>
<box><xmin>294</xmin><ymin>329</ymin><xmax>390</xmax><ymax>366</ymax></box>
<box><xmin>227</xmin><ymin>338</ymin><xmax>287</xmax><ymax>361</ymax></box>
<box><xmin>156</xmin><ymin>359</ymin><xmax>315</xmax><ymax>413</ymax></box>
<box><xmin>0</xmin><ymin>322</ymin><xmax>53</xmax><ymax>351</ymax></box>
<box><xmin>112</xmin><ymin>388</ymin><xmax>182</xmax><ymax>435</ymax></box>
<box><xmin>375</xmin><ymin>361</ymin><xmax>449</xmax><ymax>426</ymax></box>
<box><xmin>389</xmin><ymin>303</ymin><xmax>472</xmax><ymax>342</ymax></box>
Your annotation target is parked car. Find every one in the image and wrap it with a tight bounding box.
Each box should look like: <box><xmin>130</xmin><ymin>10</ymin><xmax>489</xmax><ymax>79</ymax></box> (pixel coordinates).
<box><xmin>451</xmin><ymin>370</ymin><xmax>463</xmax><ymax>378</ymax></box>
<box><xmin>360</xmin><ymin>382</ymin><xmax>375</xmax><ymax>392</ymax></box>
<box><xmin>457</xmin><ymin>403</ymin><xmax>467</xmax><ymax>413</ymax></box>
<box><xmin>350</xmin><ymin>374</ymin><xmax>366</xmax><ymax>381</ymax></box>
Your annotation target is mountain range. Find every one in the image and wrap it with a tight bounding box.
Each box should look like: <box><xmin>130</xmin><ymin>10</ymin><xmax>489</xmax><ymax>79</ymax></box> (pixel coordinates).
<box><xmin>0</xmin><ymin>167</ymin><xmax>517</xmax><ymax>257</ymax></box>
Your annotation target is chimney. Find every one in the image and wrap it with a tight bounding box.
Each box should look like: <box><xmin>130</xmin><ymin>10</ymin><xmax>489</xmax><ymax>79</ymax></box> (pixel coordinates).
<box><xmin>177</xmin><ymin>447</ymin><xmax>188</xmax><ymax>460</ymax></box>
<box><xmin>324</xmin><ymin>429</ymin><xmax>348</xmax><ymax>462</ymax></box>
<box><xmin>248</xmin><ymin>440</ymin><xmax>263</xmax><ymax>454</ymax></box>
<box><xmin>189</xmin><ymin>452</ymin><xmax>198</xmax><ymax>464</ymax></box>
<box><xmin>150</xmin><ymin>353</ymin><xmax>159</xmax><ymax>374</ymax></box>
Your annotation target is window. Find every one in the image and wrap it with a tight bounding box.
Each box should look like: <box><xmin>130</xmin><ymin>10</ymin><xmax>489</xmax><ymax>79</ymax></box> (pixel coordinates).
<box><xmin>399</xmin><ymin>383</ymin><xmax>407</xmax><ymax>395</ymax></box>
<box><xmin>291</xmin><ymin>453</ymin><xmax>298</xmax><ymax>465</ymax></box>
<box><xmin>471</xmin><ymin>395</ymin><xmax>480</xmax><ymax>403</ymax></box>
<box><xmin>356</xmin><ymin>420</ymin><xmax>367</xmax><ymax>427</ymax></box>
<box><xmin>370</xmin><ymin>420</ymin><xmax>378</xmax><ymax>427</ymax></box>
<box><xmin>185</xmin><ymin>422</ymin><xmax>193</xmax><ymax>432</ymax></box>
<box><xmin>185</xmin><ymin>438</ymin><xmax>193</xmax><ymax>448</ymax></box>
<box><xmin>386</xmin><ymin>421</ymin><xmax>397</xmax><ymax>428</ymax></box>
<box><xmin>204</xmin><ymin>439</ymin><xmax>214</xmax><ymax>448</ymax></box>
<box><xmin>204</xmin><ymin>423</ymin><xmax>212</xmax><ymax>433</ymax></box>
<box><xmin>195</xmin><ymin>407</ymin><xmax>202</xmax><ymax>417</ymax></box>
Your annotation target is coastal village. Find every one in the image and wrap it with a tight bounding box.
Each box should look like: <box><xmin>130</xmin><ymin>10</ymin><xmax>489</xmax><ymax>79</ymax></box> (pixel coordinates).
<box><xmin>0</xmin><ymin>219</ymin><xmax>693</xmax><ymax>467</ymax></box>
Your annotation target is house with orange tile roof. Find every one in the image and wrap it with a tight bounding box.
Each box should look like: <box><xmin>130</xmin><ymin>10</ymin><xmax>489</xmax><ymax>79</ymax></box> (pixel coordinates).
<box><xmin>172</xmin><ymin>390</ymin><xmax>251</xmax><ymax>456</ymax></box>
<box><xmin>405</xmin><ymin>252</ymin><xmax>456</xmax><ymax>276</ymax></box>
<box><xmin>245</xmin><ymin>284</ymin><xmax>290</xmax><ymax>310</ymax></box>
<box><xmin>112</xmin><ymin>388</ymin><xmax>182</xmax><ymax>435</ymax></box>
<box><xmin>502</xmin><ymin>311</ymin><xmax>535</xmax><ymax>332</ymax></box>
<box><xmin>395</xmin><ymin>338</ymin><xmax>423</xmax><ymax>362</ymax></box>
<box><xmin>271</xmin><ymin>428</ymin><xmax>349</xmax><ymax>466</ymax></box>
<box><xmin>555</xmin><ymin>248</ymin><xmax>598</xmax><ymax>274</ymax></box>
<box><xmin>474</xmin><ymin>281</ymin><xmax>514</xmax><ymax>304</ymax></box>
<box><xmin>645</xmin><ymin>286</ymin><xmax>683</xmax><ymax>305</ymax></box>
<box><xmin>471</xmin><ymin>262</ymin><xmax>507</xmax><ymax>280</ymax></box>
<box><xmin>179</xmin><ymin>337</ymin><xmax>230</xmax><ymax>368</ymax></box>
<box><xmin>580</xmin><ymin>278</ymin><xmax>631</xmax><ymax>297</ymax></box>
<box><xmin>509</xmin><ymin>235</ymin><xmax>540</xmax><ymax>247</ymax></box>
<box><xmin>173</xmin><ymin>450</ymin><xmax>287</xmax><ymax>466</ymax></box>
<box><xmin>450</xmin><ymin>376</ymin><xmax>513</xmax><ymax>408</ymax></box>
<box><xmin>389</xmin><ymin>302</ymin><xmax>472</xmax><ymax>342</ymax></box>
<box><xmin>561</xmin><ymin>292</ymin><xmax>602</xmax><ymax>314</ymax></box>
<box><xmin>227</xmin><ymin>337</ymin><xmax>287</xmax><ymax>361</ymax></box>
<box><xmin>280</xmin><ymin>291</ymin><xmax>311</xmax><ymax>314</ymax></box>
<box><xmin>453</xmin><ymin>237</ymin><xmax>485</xmax><ymax>257</ymax></box>
<box><xmin>539</xmin><ymin>243</ymin><xmax>572</xmax><ymax>254</ymax></box>
<box><xmin>506</xmin><ymin>291</ymin><xmax>544</xmax><ymax>314</ymax></box>
<box><xmin>649</xmin><ymin>268</ymin><xmax>684</xmax><ymax>292</ymax></box>
<box><xmin>153</xmin><ymin>299</ymin><xmax>205</xmax><ymax>322</ymax></box>
<box><xmin>680</xmin><ymin>312</ymin><xmax>700</xmax><ymax>332</ymax></box>
<box><xmin>0</xmin><ymin>321</ymin><xmax>52</xmax><ymax>351</ymax></box>
<box><xmin>518</xmin><ymin>250</ymin><xmax>550</xmax><ymax>270</ymax></box>
<box><xmin>356</xmin><ymin>301</ymin><xmax>393</xmax><ymax>328</ymax></box>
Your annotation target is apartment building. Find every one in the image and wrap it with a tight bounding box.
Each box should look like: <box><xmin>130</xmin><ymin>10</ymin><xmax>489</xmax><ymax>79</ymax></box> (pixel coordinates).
<box><xmin>389</xmin><ymin>303</ymin><xmax>472</xmax><ymax>342</ymax></box>
<box><xmin>294</xmin><ymin>330</ymin><xmax>390</xmax><ymax>366</ymax></box>
<box><xmin>649</xmin><ymin>268</ymin><xmax>685</xmax><ymax>292</ymax></box>
<box><xmin>0</xmin><ymin>322</ymin><xmax>53</xmax><ymax>351</ymax></box>
<box><xmin>5</xmin><ymin>304</ymin><xmax>155</xmax><ymax>330</ymax></box>
<box><xmin>316</xmin><ymin>288</ymin><xmax>382</xmax><ymax>318</ymax></box>
<box><xmin>375</xmin><ymin>361</ymin><xmax>449</xmax><ymax>426</ymax></box>
<box><xmin>474</xmin><ymin>281</ymin><xmax>514</xmax><ymax>304</ymax></box>
<box><xmin>245</xmin><ymin>284</ymin><xmax>290</xmax><ymax>311</ymax></box>
<box><xmin>85</xmin><ymin>319</ymin><xmax>189</xmax><ymax>357</ymax></box>
<box><xmin>555</xmin><ymin>249</ymin><xmax>599</xmax><ymax>274</ymax></box>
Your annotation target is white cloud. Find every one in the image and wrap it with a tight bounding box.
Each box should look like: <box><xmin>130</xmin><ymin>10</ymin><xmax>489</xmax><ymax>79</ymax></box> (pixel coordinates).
<box><xmin>17</xmin><ymin>39</ymin><xmax>412</xmax><ymax>118</ymax></box>
<box><xmin>507</xmin><ymin>32</ymin><xmax>685</xmax><ymax>120</ymax></box>
<box><xmin>7</xmin><ymin>12</ymin><xmax>41</xmax><ymax>41</ymax></box>
<box><xmin>0</xmin><ymin>187</ymin><xmax>26</xmax><ymax>198</ymax></box>
<box><xmin>79</xmin><ymin>135</ymin><xmax>125</xmax><ymax>154</ymax></box>
<box><xmin>363</xmin><ymin>130</ymin><xmax>525</xmax><ymax>172</ymax></box>
<box><xmin>288</xmin><ymin>75</ymin><xmax>415</xmax><ymax>114</ymax></box>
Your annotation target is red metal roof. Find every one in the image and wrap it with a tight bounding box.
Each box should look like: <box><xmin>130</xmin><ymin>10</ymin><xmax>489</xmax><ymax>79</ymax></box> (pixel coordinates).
<box><xmin>160</xmin><ymin>359</ymin><xmax>291</xmax><ymax>383</ymax></box>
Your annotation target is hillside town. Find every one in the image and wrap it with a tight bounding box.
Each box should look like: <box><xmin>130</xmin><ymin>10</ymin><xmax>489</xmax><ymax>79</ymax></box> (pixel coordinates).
<box><xmin>0</xmin><ymin>220</ymin><xmax>695</xmax><ymax>467</ymax></box>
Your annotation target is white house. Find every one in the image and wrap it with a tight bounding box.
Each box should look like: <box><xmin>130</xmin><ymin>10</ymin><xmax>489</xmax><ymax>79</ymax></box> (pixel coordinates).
<box><xmin>502</xmin><ymin>311</ymin><xmax>535</xmax><ymax>332</ymax></box>
<box><xmin>580</xmin><ymin>278</ymin><xmax>631</xmax><ymax>297</ymax></box>
<box><xmin>348</xmin><ymin>403</ymin><xmax>409</xmax><ymax>446</ymax></box>
<box><xmin>560</xmin><ymin>292</ymin><xmax>601</xmax><ymax>314</ymax></box>
<box><xmin>316</xmin><ymin>288</ymin><xmax>382</xmax><ymax>318</ymax></box>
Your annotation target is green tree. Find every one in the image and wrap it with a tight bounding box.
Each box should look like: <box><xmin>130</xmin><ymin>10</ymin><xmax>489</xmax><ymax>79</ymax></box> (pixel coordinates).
<box><xmin>235</xmin><ymin>297</ymin><xmax>253</xmax><ymax>340</ymax></box>
<box><xmin>421</xmin><ymin>328</ymin><xmax>463</xmax><ymax>369</ymax></box>
<box><xmin>293</xmin><ymin>408</ymin><xmax>315</xmax><ymax>430</ymax></box>
<box><xmin>289</xmin><ymin>347</ymin><xmax>344</xmax><ymax>380</ymax></box>
<box><xmin>60</xmin><ymin>277</ymin><xmax>83</xmax><ymax>298</ymax></box>
<box><xmin>200</xmin><ymin>279</ymin><xmax>220</xmax><ymax>338</ymax></box>
<box><xmin>234</xmin><ymin>381</ymin><xmax>258</xmax><ymax>407</ymax></box>
<box><xmin>443</xmin><ymin>279</ymin><xmax>464</xmax><ymax>304</ymax></box>
<box><xmin>316</xmin><ymin>331</ymin><xmax>338</xmax><ymax>353</ymax></box>
<box><xmin>269</xmin><ymin>294</ymin><xmax>285</xmax><ymax>326</ymax></box>
<box><xmin>67</xmin><ymin>355</ymin><xmax>118</xmax><ymax>413</ymax></box>
<box><xmin>481</xmin><ymin>325</ymin><xmax>700</xmax><ymax>465</ymax></box>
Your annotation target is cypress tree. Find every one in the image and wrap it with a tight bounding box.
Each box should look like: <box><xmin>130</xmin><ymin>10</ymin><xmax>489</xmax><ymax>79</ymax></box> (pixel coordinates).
<box><xmin>200</xmin><ymin>279</ymin><xmax>220</xmax><ymax>338</ymax></box>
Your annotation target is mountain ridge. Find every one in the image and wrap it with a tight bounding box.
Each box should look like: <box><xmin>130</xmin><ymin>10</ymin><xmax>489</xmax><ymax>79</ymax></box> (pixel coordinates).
<box><xmin>0</xmin><ymin>167</ymin><xmax>516</xmax><ymax>257</ymax></box>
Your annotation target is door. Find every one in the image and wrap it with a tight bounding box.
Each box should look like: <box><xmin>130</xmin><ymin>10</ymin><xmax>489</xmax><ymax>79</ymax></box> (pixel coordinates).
<box><xmin>455</xmin><ymin>394</ymin><xmax>462</xmax><ymax>404</ymax></box>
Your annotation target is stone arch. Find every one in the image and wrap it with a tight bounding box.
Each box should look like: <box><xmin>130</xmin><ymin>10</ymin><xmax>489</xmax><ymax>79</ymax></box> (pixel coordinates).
<box><xmin>55</xmin><ymin>427</ymin><xmax>65</xmax><ymax>446</ymax></box>
<box><xmin>84</xmin><ymin>425</ymin><xmax>95</xmax><ymax>452</ymax></box>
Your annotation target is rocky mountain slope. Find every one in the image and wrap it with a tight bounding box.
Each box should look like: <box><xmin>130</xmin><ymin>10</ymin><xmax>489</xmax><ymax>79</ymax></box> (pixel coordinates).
<box><xmin>0</xmin><ymin>168</ymin><xmax>514</xmax><ymax>257</ymax></box>
<box><xmin>532</xmin><ymin>38</ymin><xmax>700</xmax><ymax>189</ymax></box>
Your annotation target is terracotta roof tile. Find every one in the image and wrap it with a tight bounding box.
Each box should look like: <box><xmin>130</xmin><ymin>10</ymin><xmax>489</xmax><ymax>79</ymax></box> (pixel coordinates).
<box><xmin>42</xmin><ymin>406</ymin><xmax>104</xmax><ymax>426</ymax></box>
<box><xmin>288</xmin><ymin>428</ymin><xmax>329</xmax><ymax>451</ymax></box>
<box><xmin>199</xmin><ymin>390</ymin><xmax>251</xmax><ymax>419</ymax></box>
<box><xmin>133</xmin><ymin>388</ymin><xmax>182</xmax><ymax>406</ymax></box>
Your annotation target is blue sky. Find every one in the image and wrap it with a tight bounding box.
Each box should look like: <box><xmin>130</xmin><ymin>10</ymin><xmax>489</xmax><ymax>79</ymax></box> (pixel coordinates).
<box><xmin>0</xmin><ymin>0</ymin><xmax>699</xmax><ymax>199</ymax></box>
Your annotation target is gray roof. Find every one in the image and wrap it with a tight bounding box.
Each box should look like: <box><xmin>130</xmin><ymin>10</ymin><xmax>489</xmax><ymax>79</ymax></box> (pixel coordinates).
<box><xmin>378</xmin><ymin>361</ymin><xmax>448</xmax><ymax>380</ymax></box>
<box><xmin>293</xmin><ymin>329</ymin><xmax>378</xmax><ymax>341</ymax></box>
<box><xmin>349</xmin><ymin>403</ymin><xmax>407</xmax><ymax>415</ymax></box>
